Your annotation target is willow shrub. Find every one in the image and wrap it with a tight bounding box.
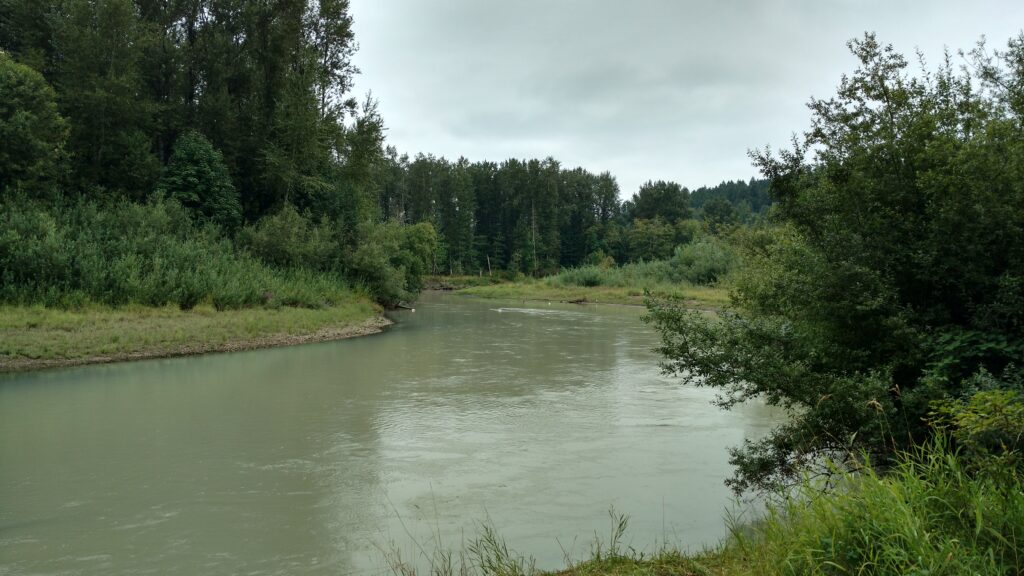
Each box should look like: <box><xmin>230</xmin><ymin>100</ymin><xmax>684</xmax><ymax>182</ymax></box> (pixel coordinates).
<box><xmin>236</xmin><ymin>203</ymin><xmax>339</xmax><ymax>271</ymax></box>
<box><xmin>547</xmin><ymin>236</ymin><xmax>737</xmax><ymax>289</ymax></box>
<box><xmin>345</xmin><ymin>220</ymin><xmax>438</xmax><ymax>307</ymax></box>
<box><xmin>0</xmin><ymin>198</ymin><xmax>353</xmax><ymax>310</ymax></box>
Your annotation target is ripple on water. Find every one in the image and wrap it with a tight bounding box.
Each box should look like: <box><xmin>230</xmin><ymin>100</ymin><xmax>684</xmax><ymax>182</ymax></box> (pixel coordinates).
<box><xmin>0</xmin><ymin>292</ymin><xmax>783</xmax><ymax>576</ymax></box>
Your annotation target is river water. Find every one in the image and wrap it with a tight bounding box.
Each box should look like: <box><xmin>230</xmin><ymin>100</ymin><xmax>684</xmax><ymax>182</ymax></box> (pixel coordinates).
<box><xmin>0</xmin><ymin>293</ymin><xmax>780</xmax><ymax>575</ymax></box>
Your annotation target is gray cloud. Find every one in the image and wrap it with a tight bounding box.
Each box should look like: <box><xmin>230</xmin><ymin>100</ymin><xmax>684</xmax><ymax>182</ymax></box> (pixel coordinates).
<box><xmin>351</xmin><ymin>0</ymin><xmax>1024</xmax><ymax>195</ymax></box>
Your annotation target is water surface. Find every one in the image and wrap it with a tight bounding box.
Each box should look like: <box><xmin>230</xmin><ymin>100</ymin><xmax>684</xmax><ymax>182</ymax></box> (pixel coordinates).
<box><xmin>0</xmin><ymin>293</ymin><xmax>780</xmax><ymax>575</ymax></box>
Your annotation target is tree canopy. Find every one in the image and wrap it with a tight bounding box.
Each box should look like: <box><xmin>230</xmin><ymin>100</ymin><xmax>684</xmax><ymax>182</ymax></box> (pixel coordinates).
<box><xmin>0</xmin><ymin>51</ymin><xmax>67</xmax><ymax>198</ymax></box>
<box><xmin>157</xmin><ymin>130</ymin><xmax>241</xmax><ymax>231</ymax></box>
<box><xmin>624</xmin><ymin>180</ymin><xmax>691</xmax><ymax>222</ymax></box>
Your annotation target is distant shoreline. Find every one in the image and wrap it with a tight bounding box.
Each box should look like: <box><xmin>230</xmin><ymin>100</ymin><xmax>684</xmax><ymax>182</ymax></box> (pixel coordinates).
<box><xmin>451</xmin><ymin>284</ymin><xmax>727</xmax><ymax>310</ymax></box>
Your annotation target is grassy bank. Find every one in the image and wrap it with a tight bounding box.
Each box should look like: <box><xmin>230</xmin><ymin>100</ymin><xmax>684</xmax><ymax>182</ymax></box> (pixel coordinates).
<box><xmin>571</xmin><ymin>453</ymin><xmax>1021</xmax><ymax>576</ymax></box>
<box><xmin>423</xmin><ymin>275</ymin><xmax>508</xmax><ymax>291</ymax></box>
<box><xmin>458</xmin><ymin>280</ymin><xmax>730</xmax><ymax>308</ymax></box>
<box><xmin>387</xmin><ymin>442</ymin><xmax>1023</xmax><ymax>576</ymax></box>
<box><xmin>0</xmin><ymin>298</ymin><xmax>384</xmax><ymax>373</ymax></box>
<box><xmin>445</xmin><ymin>245</ymin><xmax>736</xmax><ymax>309</ymax></box>
<box><xmin>0</xmin><ymin>199</ymin><xmax>409</xmax><ymax>373</ymax></box>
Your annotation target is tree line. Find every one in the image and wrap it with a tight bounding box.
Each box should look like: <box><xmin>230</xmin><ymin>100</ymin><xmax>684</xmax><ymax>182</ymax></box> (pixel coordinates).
<box><xmin>376</xmin><ymin>152</ymin><xmax>768</xmax><ymax>276</ymax></box>
<box><xmin>0</xmin><ymin>0</ymin><xmax>430</xmax><ymax>306</ymax></box>
<box><xmin>1</xmin><ymin>0</ymin><xmax>380</xmax><ymax>223</ymax></box>
<box><xmin>0</xmin><ymin>0</ymin><xmax>768</xmax><ymax>306</ymax></box>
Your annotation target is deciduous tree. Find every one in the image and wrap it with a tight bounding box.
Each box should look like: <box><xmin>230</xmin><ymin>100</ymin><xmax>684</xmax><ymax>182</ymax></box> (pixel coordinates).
<box><xmin>647</xmin><ymin>33</ymin><xmax>1024</xmax><ymax>494</ymax></box>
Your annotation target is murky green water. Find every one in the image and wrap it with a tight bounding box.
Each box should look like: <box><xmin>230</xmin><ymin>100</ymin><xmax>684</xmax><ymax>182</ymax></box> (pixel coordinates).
<box><xmin>0</xmin><ymin>293</ymin><xmax>780</xmax><ymax>575</ymax></box>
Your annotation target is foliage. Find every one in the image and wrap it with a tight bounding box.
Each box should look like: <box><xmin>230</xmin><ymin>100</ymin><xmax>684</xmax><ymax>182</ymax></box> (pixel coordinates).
<box><xmin>647</xmin><ymin>33</ymin><xmax>1024</xmax><ymax>493</ymax></box>
<box><xmin>622</xmin><ymin>180</ymin><xmax>691</xmax><ymax>222</ymax></box>
<box><xmin>345</xmin><ymin>220</ymin><xmax>438</xmax><ymax>307</ymax></box>
<box><xmin>1</xmin><ymin>0</ymin><xmax>769</xmax><ymax>319</ymax></box>
<box><xmin>621</xmin><ymin>217</ymin><xmax>698</xmax><ymax>262</ymax></box>
<box><xmin>728</xmin><ymin>441</ymin><xmax>1023</xmax><ymax>576</ymax></box>
<box><xmin>690</xmin><ymin>177</ymin><xmax>771</xmax><ymax>216</ymax></box>
<box><xmin>548</xmin><ymin>238</ymin><xmax>736</xmax><ymax>290</ymax></box>
<box><xmin>0</xmin><ymin>51</ymin><xmax>67</xmax><ymax>197</ymax></box>
<box><xmin>699</xmin><ymin>196</ymin><xmax>736</xmax><ymax>234</ymax></box>
<box><xmin>157</xmin><ymin>130</ymin><xmax>241</xmax><ymax>231</ymax></box>
<box><xmin>1</xmin><ymin>0</ymin><xmax>746</xmax><ymax>292</ymax></box>
<box><xmin>929</xmin><ymin>366</ymin><xmax>1024</xmax><ymax>473</ymax></box>
<box><xmin>0</xmin><ymin>198</ymin><xmax>351</xmax><ymax>310</ymax></box>
<box><xmin>50</xmin><ymin>0</ymin><xmax>161</xmax><ymax>197</ymax></box>
<box><xmin>666</xmin><ymin>236</ymin><xmax>737</xmax><ymax>284</ymax></box>
<box><xmin>0</xmin><ymin>0</ymin><xmax>365</xmax><ymax>211</ymax></box>
<box><xmin>383</xmin><ymin>154</ymin><xmax>717</xmax><ymax>275</ymax></box>
<box><xmin>237</xmin><ymin>203</ymin><xmax>338</xmax><ymax>271</ymax></box>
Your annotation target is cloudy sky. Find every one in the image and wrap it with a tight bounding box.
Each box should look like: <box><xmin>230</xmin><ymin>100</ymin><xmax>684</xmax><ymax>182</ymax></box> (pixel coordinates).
<box><xmin>349</xmin><ymin>1</ymin><xmax>1024</xmax><ymax>196</ymax></box>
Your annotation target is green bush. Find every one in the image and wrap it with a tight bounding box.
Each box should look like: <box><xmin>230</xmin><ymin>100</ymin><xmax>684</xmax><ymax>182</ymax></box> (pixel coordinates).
<box><xmin>156</xmin><ymin>130</ymin><xmax>242</xmax><ymax>231</ymax></box>
<box><xmin>646</xmin><ymin>35</ymin><xmax>1024</xmax><ymax>494</ymax></box>
<box><xmin>557</xmin><ymin>266</ymin><xmax>606</xmax><ymax>287</ymax></box>
<box><xmin>237</xmin><ymin>203</ymin><xmax>339</xmax><ymax>271</ymax></box>
<box><xmin>0</xmin><ymin>204</ymin><xmax>71</xmax><ymax>298</ymax></box>
<box><xmin>0</xmin><ymin>198</ymin><xmax>353</xmax><ymax>310</ymax></box>
<box><xmin>547</xmin><ymin>238</ymin><xmax>735</xmax><ymax>290</ymax></box>
<box><xmin>929</xmin><ymin>366</ymin><xmax>1024</xmax><ymax>474</ymax></box>
<box><xmin>345</xmin><ymin>220</ymin><xmax>438</xmax><ymax>307</ymax></box>
<box><xmin>667</xmin><ymin>236</ymin><xmax>737</xmax><ymax>284</ymax></box>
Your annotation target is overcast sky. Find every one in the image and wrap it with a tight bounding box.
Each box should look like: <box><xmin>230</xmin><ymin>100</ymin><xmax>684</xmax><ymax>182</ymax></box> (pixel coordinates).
<box><xmin>349</xmin><ymin>1</ymin><xmax>1024</xmax><ymax>197</ymax></box>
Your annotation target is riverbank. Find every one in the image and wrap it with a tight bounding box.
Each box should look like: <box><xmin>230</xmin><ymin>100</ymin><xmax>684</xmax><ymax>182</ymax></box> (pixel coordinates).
<box><xmin>0</xmin><ymin>300</ymin><xmax>387</xmax><ymax>373</ymax></box>
<box><xmin>550</xmin><ymin>548</ymin><xmax>735</xmax><ymax>576</ymax></box>
<box><xmin>393</xmin><ymin>442</ymin><xmax>1022</xmax><ymax>576</ymax></box>
<box><xmin>424</xmin><ymin>273</ymin><xmax>730</xmax><ymax>309</ymax></box>
<box><xmin>455</xmin><ymin>281</ymin><xmax>729</xmax><ymax>308</ymax></box>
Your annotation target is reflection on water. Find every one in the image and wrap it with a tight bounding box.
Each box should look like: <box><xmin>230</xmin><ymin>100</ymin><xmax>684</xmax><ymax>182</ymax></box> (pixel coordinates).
<box><xmin>0</xmin><ymin>293</ymin><xmax>782</xmax><ymax>575</ymax></box>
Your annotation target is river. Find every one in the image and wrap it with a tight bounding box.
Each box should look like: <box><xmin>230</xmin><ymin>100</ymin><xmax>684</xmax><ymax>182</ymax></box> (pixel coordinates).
<box><xmin>0</xmin><ymin>292</ymin><xmax>780</xmax><ymax>575</ymax></box>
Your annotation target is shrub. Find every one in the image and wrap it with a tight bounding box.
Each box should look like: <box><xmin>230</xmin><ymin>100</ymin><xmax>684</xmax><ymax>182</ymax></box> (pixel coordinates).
<box><xmin>558</xmin><ymin>266</ymin><xmax>605</xmax><ymax>287</ymax></box>
<box><xmin>668</xmin><ymin>236</ymin><xmax>737</xmax><ymax>284</ymax></box>
<box><xmin>0</xmin><ymin>198</ymin><xmax>353</xmax><ymax>310</ymax></box>
<box><xmin>156</xmin><ymin>130</ymin><xmax>242</xmax><ymax>231</ymax></box>
<box><xmin>647</xmin><ymin>35</ymin><xmax>1024</xmax><ymax>493</ymax></box>
<box><xmin>237</xmin><ymin>203</ymin><xmax>339</xmax><ymax>271</ymax></box>
<box><xmin>929</xmin><ymin>366</ymin><xmax>1024</xmax><ymax>474</ymax></box>
<box><xmin>547</xmin><ymin>240</ymin><xmax>735</xmax><ymax>290</ymax></box>
<box><xmin>345</xmin><ymin>221</ymin><xmax>438</xmax><ymax>307</ymax></box>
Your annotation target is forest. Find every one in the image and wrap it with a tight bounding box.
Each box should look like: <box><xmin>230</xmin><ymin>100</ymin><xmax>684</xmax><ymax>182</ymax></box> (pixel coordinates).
<box><xmin>0</xmin><ymin>0</ymin><xmax>762</xmax><ymax>312</ymax></box>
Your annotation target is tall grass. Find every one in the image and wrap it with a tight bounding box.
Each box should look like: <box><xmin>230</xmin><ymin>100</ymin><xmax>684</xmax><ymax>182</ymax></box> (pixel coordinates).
<box><xmin>726</xmin><ymin>439</ymin><xmax>1023</xmax><ymax>575</ymax></box>
<box><xmin>382</xmin><ymin>511</ymin><xmax>633</xmax><ymax>576</ymax></box>
<box><xmin>0</xmin><ymin>198</ymin><xmax>356</xmax><ymax>310</ymax></box>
